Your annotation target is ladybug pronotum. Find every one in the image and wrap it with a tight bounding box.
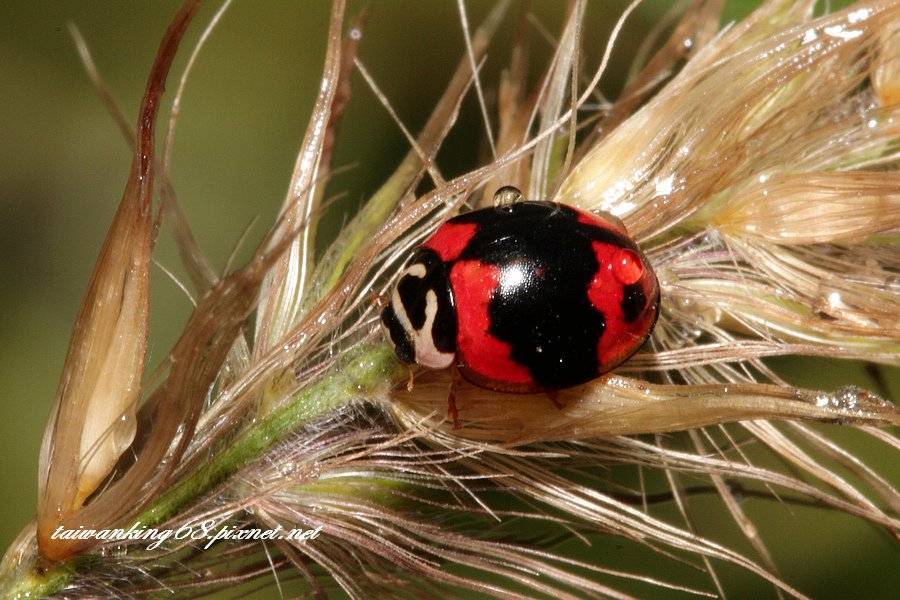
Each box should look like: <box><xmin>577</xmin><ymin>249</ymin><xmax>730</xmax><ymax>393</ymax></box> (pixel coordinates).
<box><xmin>381</xmin><ymin>188</ymin><xmax>660</xmax><ymax>394</ymax></box>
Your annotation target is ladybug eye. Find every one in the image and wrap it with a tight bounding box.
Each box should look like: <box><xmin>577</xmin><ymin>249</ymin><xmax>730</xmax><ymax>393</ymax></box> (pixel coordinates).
<box><xmin>611</xmin><ymin>248</ymin><xmax>644</xmax><ymax>285</ymax></box>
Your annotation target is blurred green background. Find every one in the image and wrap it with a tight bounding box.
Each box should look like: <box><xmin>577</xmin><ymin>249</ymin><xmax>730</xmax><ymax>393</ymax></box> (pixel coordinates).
<box><xmin>0</xmin><ymin>1</ymin><xmax>896</xmax><ymax>598</ymax></box>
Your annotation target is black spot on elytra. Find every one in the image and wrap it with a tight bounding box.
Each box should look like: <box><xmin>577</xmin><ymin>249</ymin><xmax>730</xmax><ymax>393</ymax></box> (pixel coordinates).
<box><xmin>452</xmin><ymin>202</ymin><xmax>633</xmax><ymax>389</ymax></box>
<box><xmin>621</xmin><ymin>283</ymin><xmax>647</xmax><ymax>323</ymax></box>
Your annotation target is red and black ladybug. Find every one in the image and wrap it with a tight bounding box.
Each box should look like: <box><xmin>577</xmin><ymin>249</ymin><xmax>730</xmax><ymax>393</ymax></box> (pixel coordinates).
<box><xmin>381</xmin><ymin>188</ymin><xmax>660</xmax><ymax>394</ymax></box>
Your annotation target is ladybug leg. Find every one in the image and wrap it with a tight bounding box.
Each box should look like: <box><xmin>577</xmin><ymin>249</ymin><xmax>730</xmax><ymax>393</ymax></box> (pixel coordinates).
<box><xmin>447</xmin><ymin>366</ymin><xmax>462</xmax><ymax>429</ymax></box>
<box><xmin>405</xmin><ymin>365</ymin><xmax>415</xmax><ymax>392</ymax></box>
<box><xmin>448</xmin><ymin>391</ymin><xmax>460</xmax><ymax>429</ymax></box>
<box><xmin>370</xmin><ymin>292</ymin><xmax>389</xmax><ymax>314</ymax></box>
<box><xmin>547</xmin><ymin>390</ymin><xmax>567</xmax><ymax>411</ymax></box>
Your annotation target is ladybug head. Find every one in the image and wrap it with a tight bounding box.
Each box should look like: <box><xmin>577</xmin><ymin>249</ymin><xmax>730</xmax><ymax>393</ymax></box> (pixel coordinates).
<box><xmin>381</xmin><ymin>248</ymin><xmax>457</xmax><ymax>369</ymax></box>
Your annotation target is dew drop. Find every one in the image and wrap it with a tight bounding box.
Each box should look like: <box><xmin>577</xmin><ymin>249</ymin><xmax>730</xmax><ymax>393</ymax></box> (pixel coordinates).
<box><xmin>492</xmin><ymin>185</ymin><xmax>523</xmax><ymax>207</ymax></box>
<box><xmin>611</xmin><ymin>248</ymin><xmax>643</xmax><ymax>285</ymax></box>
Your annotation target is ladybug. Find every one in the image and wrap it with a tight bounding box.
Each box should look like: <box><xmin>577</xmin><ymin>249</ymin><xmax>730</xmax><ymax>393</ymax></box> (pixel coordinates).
<box><xmin>381</xmin><ymin>188</ymin><xmax>660</xmax><ymax>394</ymax></box>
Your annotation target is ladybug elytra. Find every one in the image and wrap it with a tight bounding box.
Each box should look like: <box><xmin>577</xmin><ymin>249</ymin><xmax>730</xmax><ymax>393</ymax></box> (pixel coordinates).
<box><xmin>381</xmin><ymin>190</ymin><xmax>660</xmax><ymax>394</ymax></box>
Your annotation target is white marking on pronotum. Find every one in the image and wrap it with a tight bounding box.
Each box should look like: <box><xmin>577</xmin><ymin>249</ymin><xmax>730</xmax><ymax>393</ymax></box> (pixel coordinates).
<box><xmin>391</xmin><ymin>262</ymin><xmax>454</xmax><ymax>369</ymax></box>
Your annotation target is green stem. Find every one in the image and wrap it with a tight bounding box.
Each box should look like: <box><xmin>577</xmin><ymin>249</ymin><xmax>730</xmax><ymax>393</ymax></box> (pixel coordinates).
<box><xmin>140</xmin><ymin>342</ymin><xmax>400</xmax><ymax>525</ymax></box>
<box><xmin>1</xmin><ymin>343</ymin><xmax>401</xmax><ymax>600</ymax></box>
